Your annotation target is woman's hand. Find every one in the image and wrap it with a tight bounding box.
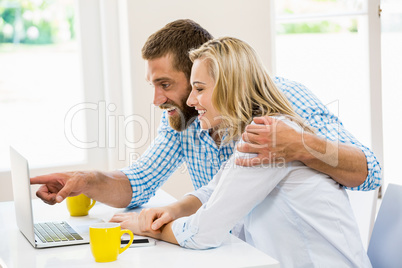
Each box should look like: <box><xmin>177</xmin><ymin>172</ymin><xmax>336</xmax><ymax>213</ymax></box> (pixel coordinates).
<box><xmin>110</xmin><ymin>206</ymin><xmax>176</xmax><ymax>238</ymax></box>
<box><xmin>110</xmin><ymin>212</ymin><xmax>144</xmax><ymax>235</ymax></box>
<box><xmin>138</xmin><ymin>207</ymin><xmax>176</xmax><ymax>233</ymax></box>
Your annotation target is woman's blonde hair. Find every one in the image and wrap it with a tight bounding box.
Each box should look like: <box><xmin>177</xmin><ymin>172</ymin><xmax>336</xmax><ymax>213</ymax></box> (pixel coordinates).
<box><xmin>189</xmin><ymin>37</ymin><xmax>314</xmax><ymax>142</ymax></box>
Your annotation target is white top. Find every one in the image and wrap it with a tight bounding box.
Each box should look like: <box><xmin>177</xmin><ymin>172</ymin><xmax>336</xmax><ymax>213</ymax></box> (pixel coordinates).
<box><xmin>172</xmin><ymin>118</ymin><xmax>372</xmax><ymax>268</ymax></box>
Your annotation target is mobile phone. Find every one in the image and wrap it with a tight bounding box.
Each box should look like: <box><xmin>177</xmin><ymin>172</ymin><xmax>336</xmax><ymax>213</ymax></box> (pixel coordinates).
<box><xmin>121</xmin><ymin>238</ymin><xmax>156</xmax><ymax>248</ymax></box>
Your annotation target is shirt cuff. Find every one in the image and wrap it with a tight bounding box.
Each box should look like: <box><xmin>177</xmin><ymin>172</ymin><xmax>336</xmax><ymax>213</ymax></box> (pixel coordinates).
<box><xmin>118</xmin><ymin>167</ymin><xmax>148</xmax><ymax>208</ymax></box>
<box><xmin>344</xmin><ymin>146</ymin><xmax>382</xmax><ymax>191</ymax></box>
<box><xmin>172</xmin><ymin>217</ymin><xmax>199</xmax><ymax>248</ymax></box>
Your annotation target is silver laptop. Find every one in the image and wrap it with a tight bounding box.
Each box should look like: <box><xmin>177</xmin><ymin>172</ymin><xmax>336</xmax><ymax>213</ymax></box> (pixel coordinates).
<box><xmin>10</xmin><ymin>146</ymin><xmax>93</xmax><ymax>248</ymax></box>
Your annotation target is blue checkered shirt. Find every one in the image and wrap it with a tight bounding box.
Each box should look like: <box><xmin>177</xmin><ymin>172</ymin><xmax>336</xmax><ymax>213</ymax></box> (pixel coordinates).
<box><xmin>121</xmin><ymin>77</ymin><xmax>382</xmax><ymax>208</ymax></box>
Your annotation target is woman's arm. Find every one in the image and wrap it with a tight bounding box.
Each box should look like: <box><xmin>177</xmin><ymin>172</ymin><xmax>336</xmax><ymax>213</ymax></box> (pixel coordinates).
<box><xmin>112</xmin><ymin>149</ymin><xmax>290</xmax><ymax>248</ymax></box>
<box><xmin>112</xmin><ymin>122</ymin><xmax>294</xmax><ymax>249</ymax></box>
<box><xmin>110</xmin><ymin>211</ymin><xmax>179</xmax><ymax>244</ymax></box>
<box><xmin>110</xmin><ymin>167</ymin><xmax>223</xmax><ymax>236</ymax></box>
<box><xmin>168</xmin><ymin>149</ymin><xmax>291</xmax><ymax>249</ymax></box>
<box><xmin>141</xmin><ymin>195</ymin><xmax>203</xmax><ymax>232</ymax></box>
<box><xmin>110</xmin><ymin>194</ymin><xmax>202</xmax><ymax>237</ymax></box>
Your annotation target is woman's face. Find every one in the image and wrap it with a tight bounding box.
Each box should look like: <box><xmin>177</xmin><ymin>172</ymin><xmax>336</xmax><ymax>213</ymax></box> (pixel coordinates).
<box><xmin>187</xmin><ymin>58</ymin><xmax>221</xmax><ymax>130</ymax></box>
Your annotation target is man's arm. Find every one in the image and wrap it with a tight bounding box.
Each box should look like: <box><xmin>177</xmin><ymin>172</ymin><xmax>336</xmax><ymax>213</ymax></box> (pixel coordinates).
<box><xmin>236</xmin><ymin>77</ymin><xmax>382</xmax><ymax>190</ymax></box>
<box><xmin>31</xmin><ymin>170</ymin><xmax>132</xmax><ymax>208</ymax></box>
<box><xmin>299</xmin><ymin>132</ymin><xmax>367</xmax><ymax>187</ymax></box>
<box><xmin>32</xmin><ymin>111</ymin><xmax>185</xmax><ymax>208</ymax></box>
<box><xmin>236</xmin><ymin>116</ymin><xmax>367</xmax><ymax>187</ymax></box>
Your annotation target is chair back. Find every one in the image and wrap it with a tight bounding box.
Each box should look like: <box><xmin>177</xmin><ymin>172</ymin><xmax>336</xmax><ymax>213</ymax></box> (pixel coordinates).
<box><xmin>367</xmin><ymin>184</ymin><xmax>402</xmax><ymax>268</ymax></box>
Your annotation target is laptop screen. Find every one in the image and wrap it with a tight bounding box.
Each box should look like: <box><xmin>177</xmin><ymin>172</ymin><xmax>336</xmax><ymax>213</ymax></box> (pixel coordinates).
<box><xmin>10</xmin><ymin>146</ymin><xmax>37</xmax><ymax>247</ymax></box>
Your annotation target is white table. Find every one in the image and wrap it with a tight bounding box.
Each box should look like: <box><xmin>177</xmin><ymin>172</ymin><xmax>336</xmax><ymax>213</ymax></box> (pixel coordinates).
<box><xmin>0</xmin><ymin>190</ymin><xmax>279</xmax><ymax>268</ymax></box>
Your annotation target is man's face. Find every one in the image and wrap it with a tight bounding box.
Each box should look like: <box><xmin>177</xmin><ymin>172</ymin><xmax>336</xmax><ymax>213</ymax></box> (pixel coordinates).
<box><xmin>146</xmin><ymin>54</ymin><xmax>198</xmax><ymax>131</ymax></box>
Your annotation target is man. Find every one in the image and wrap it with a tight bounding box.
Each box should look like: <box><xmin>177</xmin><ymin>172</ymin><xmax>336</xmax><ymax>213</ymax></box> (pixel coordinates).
<box><xmin>31</xmin><ymin>19</ymin><xmax>381</xmax><ymax>210</ymax></box>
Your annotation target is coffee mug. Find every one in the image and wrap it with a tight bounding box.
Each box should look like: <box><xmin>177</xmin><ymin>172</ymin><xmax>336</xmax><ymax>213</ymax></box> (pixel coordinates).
<box><xmin>66</xmin><ymin>194</ymin><xmax>96</xmax><ymax>216</ymax></box>
<box><xmin>89</xmin><ymin>223</ymin><xmax>134</xmax><ymax>262</ymax></box>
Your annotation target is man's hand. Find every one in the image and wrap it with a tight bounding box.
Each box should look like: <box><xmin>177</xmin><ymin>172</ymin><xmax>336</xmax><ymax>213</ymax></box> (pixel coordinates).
<box><xmin>30</xmin><ymin>172</ymin><xmax>91</xmax><ymax>205</ymax></box>
<box><xmin>236</xmin><ymin>116</ymin><xmax>301</xmax><ymax>166</ymax></box>
<box><xmin>32</xmin><ymin>170</ymin><xmax>132</xmax><ymax>208</ymax></box>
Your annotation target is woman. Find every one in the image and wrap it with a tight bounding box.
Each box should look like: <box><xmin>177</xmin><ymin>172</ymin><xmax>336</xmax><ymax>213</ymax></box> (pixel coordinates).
<box><xmin>111</xmin><ymin>37</ymin><xmax>371</xmax><ymax>267</ymax></box>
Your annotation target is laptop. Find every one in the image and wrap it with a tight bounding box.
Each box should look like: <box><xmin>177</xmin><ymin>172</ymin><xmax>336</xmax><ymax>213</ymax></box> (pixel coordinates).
<box><xmin>10</xmin><ymin>146</ymin><xmax>95</xmax><ymax>248</ymax></box>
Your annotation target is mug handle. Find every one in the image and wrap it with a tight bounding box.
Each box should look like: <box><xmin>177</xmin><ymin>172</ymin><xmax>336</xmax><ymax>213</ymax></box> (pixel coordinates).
<box><xmin>119</xmin><ymin>229</ymin><xmax>134</xmax><ymax>254</ymax></box>
<box><xmin>88</xmin><ymin>199</ymin><xmax>96</xmax><ymax>210</ymax></box>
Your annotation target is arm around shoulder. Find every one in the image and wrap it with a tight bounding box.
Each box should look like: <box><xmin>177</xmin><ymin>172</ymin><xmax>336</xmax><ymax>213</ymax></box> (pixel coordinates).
<box><xmin>237</xmin><ymin>116</ymin><xmax>381</xmax><ymax>190</ymax></box>
<box><xmin>298</xmin><ymin>132</ymin><xmax>369</xmax><ymax>188</ymax></box>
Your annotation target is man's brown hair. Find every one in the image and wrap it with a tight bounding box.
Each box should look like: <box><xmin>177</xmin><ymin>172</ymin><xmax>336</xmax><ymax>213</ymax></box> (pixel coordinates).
<box><xmin>142</xmin><ymin>19</ymin><xmax>213</xmax><ymax>80</ymax></box>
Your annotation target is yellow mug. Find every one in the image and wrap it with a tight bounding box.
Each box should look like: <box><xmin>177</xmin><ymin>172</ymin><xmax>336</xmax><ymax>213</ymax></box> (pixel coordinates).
<box><xmin>89</xmin><ymin>223</ymin><xmax>134</xmax><ymax>262</ymax></box>
<box><xmin>66</xmin><ymin>194</ymin><xmax>96</xmax><ymax>216</ymax></box>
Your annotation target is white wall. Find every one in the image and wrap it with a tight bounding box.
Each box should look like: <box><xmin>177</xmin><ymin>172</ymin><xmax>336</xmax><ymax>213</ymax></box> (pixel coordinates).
<box><xmin>119</xmin><ymin>0</ymin><xmax>275</xmax><ymax>198</ymax></box>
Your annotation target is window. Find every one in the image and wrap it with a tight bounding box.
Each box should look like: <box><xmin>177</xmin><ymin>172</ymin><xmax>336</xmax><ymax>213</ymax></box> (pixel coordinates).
<box><xmin>273</xmin><ymin>0</ymin><xmax>383</xmax><ymax>249</ymax></box>
<box><xmin>275</xmin><ymin>0</ymin><xmax>372</xmax><ymax>146</ymax></box>
<box><xmin>0</xmin><ymin>0</ymin><xmax>115</xmax><ymax>201</ymax></box>
<box><xmin>0</xmin><ymin>0</ymin><xmax>86</xmax><ymax>169</ymax></box>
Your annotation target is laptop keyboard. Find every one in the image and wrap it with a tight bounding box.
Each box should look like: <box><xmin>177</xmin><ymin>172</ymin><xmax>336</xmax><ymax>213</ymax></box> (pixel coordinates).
<box><xmin>34</xmin><ymin>221</ymin><xmax>83</xmax><ymax>243</ymax></box>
